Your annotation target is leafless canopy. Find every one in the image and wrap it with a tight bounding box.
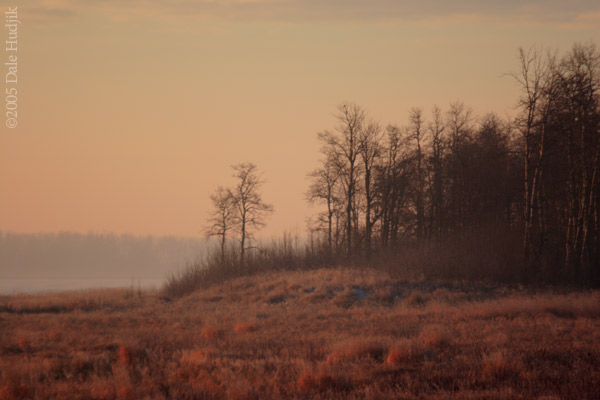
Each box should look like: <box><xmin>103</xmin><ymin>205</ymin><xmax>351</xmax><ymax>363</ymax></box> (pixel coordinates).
<box><xmin>204</xmin><ymin>163</ymin><xmax>274</xmax><ymax>265</ymax></box>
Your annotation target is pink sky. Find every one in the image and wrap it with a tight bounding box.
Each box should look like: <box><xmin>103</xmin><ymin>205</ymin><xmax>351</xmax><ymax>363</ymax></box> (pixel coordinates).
<box><xmin>1</xmin><ymin>0</ymin><xmax>599</xmax><ymax>238</ymax></box>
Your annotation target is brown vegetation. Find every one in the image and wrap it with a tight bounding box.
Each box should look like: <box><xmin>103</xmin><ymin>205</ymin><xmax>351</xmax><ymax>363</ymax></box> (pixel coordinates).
<box><xmin>2</xmin><ymin>268</ymin><xmax>599</xmax><ymax>399</ymax></box>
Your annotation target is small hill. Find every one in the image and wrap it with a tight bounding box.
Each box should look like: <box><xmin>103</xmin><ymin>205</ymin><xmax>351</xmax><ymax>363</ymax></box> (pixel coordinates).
<box><xmin>1</xmin><ymin>268</ymin><xmax>600</xmax><ymax>399</ymax></box>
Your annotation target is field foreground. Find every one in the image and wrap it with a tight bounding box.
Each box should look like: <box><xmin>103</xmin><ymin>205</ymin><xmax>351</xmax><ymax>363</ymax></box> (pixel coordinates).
<box><xmin>1</xmin><ymin>268</ymin><xmax>599</xmax><ymax>399</ymax></box>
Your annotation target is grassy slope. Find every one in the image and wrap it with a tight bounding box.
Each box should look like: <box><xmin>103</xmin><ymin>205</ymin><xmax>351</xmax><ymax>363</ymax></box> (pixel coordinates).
<box><xmin>1</xmin><ymin>268</ymin><xmax>600</xmax><ymax>399</ymax></box>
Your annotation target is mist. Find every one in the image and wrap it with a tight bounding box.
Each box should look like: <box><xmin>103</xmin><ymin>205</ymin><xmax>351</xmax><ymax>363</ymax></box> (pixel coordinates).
<box><xmin>0</xmin><ymin>231</ymin><xmax>205</xmax><ymax>293</ymax></box>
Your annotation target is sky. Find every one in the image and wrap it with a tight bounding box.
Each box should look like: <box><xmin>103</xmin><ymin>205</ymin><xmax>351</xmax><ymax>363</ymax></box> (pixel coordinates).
<box><xmin>1</xmin><ymin>0</ymin><xmax>599</xmax><ymax>239</ymax></box>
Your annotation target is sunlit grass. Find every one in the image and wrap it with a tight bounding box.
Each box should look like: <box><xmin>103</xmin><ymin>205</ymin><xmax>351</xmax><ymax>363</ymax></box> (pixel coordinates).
<box><xmin>1</xmin><ymin>268</ymin><xmax>599</xmax><ymax>399</ymax></box>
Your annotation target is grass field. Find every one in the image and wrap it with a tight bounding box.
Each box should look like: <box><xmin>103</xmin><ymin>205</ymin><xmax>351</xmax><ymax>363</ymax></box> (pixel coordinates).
<box><xmin>1</xmin><ymin>267</ymin><xmax>599</xmax><ymax>399</ymax></box>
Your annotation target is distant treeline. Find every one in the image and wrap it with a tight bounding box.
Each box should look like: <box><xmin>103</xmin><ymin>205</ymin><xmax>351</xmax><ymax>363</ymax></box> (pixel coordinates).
<box><xmin>0</xmin><ymin>231</ymin><xmax>204</xmax><ymax>279</ymax></box>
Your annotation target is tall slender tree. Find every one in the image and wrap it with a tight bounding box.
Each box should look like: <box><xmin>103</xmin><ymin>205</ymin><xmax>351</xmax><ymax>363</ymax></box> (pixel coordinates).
<box><xmin>229</xmin><ymin>163</ymin><xmax>274</xmax><ymax>265</ymax></box>
<box><xmin>318</xmin><ymin>102</ymin><xmax>365</xmax><ymax>257</ymax></box>
<box><xmin>358</xmin><ymin>119</ymin><xmax>383</xmax><ymax>257</ymax></box>
<box><xmin>203</xmin><ymin>186</ymin><xmax>234</xmax><ymax>264</ymax></box>
<box><xmin>306</xmin><ymin>156</ymin><xmax>340</xmax><ymax>255</ymax></box>
<box><xmin>427</xmin><ymin>106</ymin><xmax>445</xmax><ymax>240</ymax></box>
<box><xmin>409</xmin><ymin>107</ymin><xmax>427</xmax><ymax>245</ymax></box>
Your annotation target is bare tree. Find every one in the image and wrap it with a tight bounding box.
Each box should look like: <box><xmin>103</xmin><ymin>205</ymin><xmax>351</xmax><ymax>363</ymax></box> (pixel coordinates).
<box><xmin>446</xmin><ymin>101</ymin><xmax>474</xmax><ymax>231</ymax></box>
<box><xmin>358</xmin><ymin>119</ymin><xmax>383</xmax><ymax>257</ymax></box>
<box><xmin>203</xmin><ymin>186</ymin><xmax>234</xmax><ymax>264</ymax></box>
<box><xmin>376</xmin><ymin>125</ymin><xmax>413</xmax><ymax>247</ymax></box>
<box><xmin>427</xmin><ymin>105</ymin><xmax>445</xmax><ymax>240</ymax></box>
<box><xmin>409</xmin><ymin>107</ymin><xmax>427</xmax><ymax>245</ymax></box>
<box><xmin>229</xmin><ymin>163</ymin><xmax>274</xmax><ymax>265</ymax></box>
<box><xmin>306</xmin><ymin>156</ymin><xmax>340</xmax><ymax>255</ymax></box>
<box><xmin>510</xmin><ymin>43</ymin><xmax>600</xmax><ymax>280</ymax></box>
<box><xmin>511</xmin><ymin>46</ymin><xmax>556</xmax><ymax>271</ymax></box>
<box><xmin>318</xmin><ymin>102</ymin><xmax>366</xmax><ymax>257</ymax></box>
<box><xmin>554</xmin><ymin>43</ymin><xmax>600</xmax><ymax>278</ymax></box>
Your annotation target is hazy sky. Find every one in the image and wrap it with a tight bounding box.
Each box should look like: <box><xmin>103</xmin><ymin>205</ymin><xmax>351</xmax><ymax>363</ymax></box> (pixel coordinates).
<box><xmin>1</xmin><ymin>0</ymin><xmax>599</xmax><ymax>238</ymax></box>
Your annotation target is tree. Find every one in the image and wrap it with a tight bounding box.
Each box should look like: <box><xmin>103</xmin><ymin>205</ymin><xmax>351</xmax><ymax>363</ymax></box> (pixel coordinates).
<box><xmin>511</xmin><ymin>46</ymin><xmax>554</xmax><ymax>269</ymax></box>
<box><xmin>427</xmin><ymin>105</ymin><xmax>445</xmax><ymax>240</ymax></box>
<box><xmin>229</xmin><ymin>163</ymin><xmax>274</xmax><ymax>265</ymax></box>
<box><xmin>376</xmin><ymin>125</ymin><xmax>413</xmax><ymax>247</ymax></box>
<box><xmin>446</xmin><ymin>101</ymin><xmax>474</xmax><ymax>231</ymax></box>
<box><xmin>203</xmin><ymin>186</ymin><xmax>234</xmax><ymax>264</ymax></box>
<box><xmin>318</xmin><ymin>102</ymin><xmax>365</xmax><ymax>257</ymax></box>
<box><xmin>510</xmin><ymin>43</ymin><xmax>600</xmax><ymax>281</ymax></box>
<box><xmin>471</xmin><ymin>113</ymin><xmax>518</xmax><ymax>227</ymax></box>
<box><xmin>409</xmin><ymin>107</ymin><xmax>427</xmax><ymax>245</ymax></box>
<box><xmin>306</xmin><ymin>156</ymin><xmax>340</xmax><ymax>256</ymax></box>
<box><xmin>358</xmin><ymin>119</ymin><xmax>383</xmax><ymax>257</ymax></box>
<box><xmin>553</xmin><ymin>43</ymin><xmax>600</xmax><ymax>279</ymax></box>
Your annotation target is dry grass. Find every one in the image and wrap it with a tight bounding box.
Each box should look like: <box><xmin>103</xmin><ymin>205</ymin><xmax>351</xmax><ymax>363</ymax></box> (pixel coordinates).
<box><xmin>1</xmin><ymin>267</ymin><xmax>599</xmax><ymax>399</ymax></box>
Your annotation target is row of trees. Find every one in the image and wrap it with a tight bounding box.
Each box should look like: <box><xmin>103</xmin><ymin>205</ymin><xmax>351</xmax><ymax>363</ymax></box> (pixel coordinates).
<box><xmin>514</xmin><ymin>44</ymin><xmax>600</xmax><ymax>280</ymax></box>
<box><xmin>306</xmin><ymin>103</ymin><xmax>519</xmax><ymax>253</ymax></box>
<box><xmin>202</xmin><ymin>42</ymin><xmax>599</xmax><ymax>284</ymax></box>
<box><xmin>305</xmin><ymin>43</ymin><xmax>600</xmax><ymax>283</ymax></box>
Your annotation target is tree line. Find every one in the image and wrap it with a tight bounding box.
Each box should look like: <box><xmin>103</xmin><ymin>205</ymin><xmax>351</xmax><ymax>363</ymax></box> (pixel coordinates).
<box><xmin>204</xmin><ymin>43</ymin><xmax>599</xmax><ymax>285</ymax></box>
